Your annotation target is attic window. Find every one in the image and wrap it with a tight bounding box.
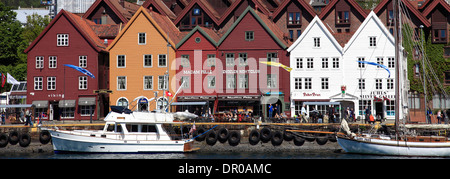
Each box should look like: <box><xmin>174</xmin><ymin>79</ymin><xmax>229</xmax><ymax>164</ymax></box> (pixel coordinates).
<box><xmin>245</xmin><ymin>31</ymin><xmax>254</xmax><ymax>41</ymax></box>
<box><xmin>57</xmin><ymin>34</ymin><xmax>69</xmax><ymax>46</ymax></box>
<box><xmin>138</xmin><ymin>33</ymin><xmax>146</xmax><ymax>45</ymax></box>
<box><xmin>195</xmin><ymin>37</ymin><xmax>201</xmax><ymax>43</ymax></box>
<box><xmin>336</xmin><ymin>11</ymin><xmax>350</xmax><ymax>25</ymax></box>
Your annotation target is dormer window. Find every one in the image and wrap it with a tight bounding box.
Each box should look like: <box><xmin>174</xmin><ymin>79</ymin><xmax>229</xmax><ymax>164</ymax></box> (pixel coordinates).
<box><xmin>336</xmin><ymin>11</ymin><xmax>350</xmax><ymax>24</ymax></box>
<box><xmin>287</xmin><ymin>12</ymin><xmax>301</xmax><ymax>26</ymax></box>
<box><xmin>193</xmin><ymin>8</ymin><xmax>201</xmax><ymax>16</ymax></box>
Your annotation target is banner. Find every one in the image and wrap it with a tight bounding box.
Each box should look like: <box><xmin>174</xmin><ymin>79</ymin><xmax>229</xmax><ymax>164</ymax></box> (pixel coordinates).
<box><xmin>7</xmin><ymin>73</ymin><xmax>20</xmax><ymax>85</ymax></box>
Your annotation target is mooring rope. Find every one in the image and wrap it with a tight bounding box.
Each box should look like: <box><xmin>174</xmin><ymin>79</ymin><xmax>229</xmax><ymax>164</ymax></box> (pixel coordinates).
<box><xmin>185</xmin><ymin>125</ymin><xmax>218</xmax><ymax>142</ymax></box>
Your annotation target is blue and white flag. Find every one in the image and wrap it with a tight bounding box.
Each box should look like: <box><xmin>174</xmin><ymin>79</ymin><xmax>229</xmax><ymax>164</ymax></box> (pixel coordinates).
<box><xmin>64</xmin><ymin>64</ymin><xmax>95</xmax><ymax>79</ymax></box>
<box><xmin>357</xmin><ymin>61</ymin><xmax>391</xmax><ymax>78</ymax></box>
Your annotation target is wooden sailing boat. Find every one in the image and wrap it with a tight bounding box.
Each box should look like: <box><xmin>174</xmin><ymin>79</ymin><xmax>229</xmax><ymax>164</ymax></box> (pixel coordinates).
<box><xmin>336</xmin><ymin>0</ymin><xmax>450</xmax><ymax>157</ymax></box>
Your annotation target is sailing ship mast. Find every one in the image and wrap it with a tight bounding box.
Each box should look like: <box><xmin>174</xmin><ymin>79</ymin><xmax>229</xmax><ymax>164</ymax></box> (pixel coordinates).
<box><xmin>393</xmin><ymin>0</ymin><xmax>400</xmax><ymax>140</ymax></box>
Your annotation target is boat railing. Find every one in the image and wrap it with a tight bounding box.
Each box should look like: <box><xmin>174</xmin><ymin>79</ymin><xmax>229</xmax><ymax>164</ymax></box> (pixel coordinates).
<box><xmin>63</xmin><ymin>130</ymin><xmax>167</xmax><ymax>141</ymax></box>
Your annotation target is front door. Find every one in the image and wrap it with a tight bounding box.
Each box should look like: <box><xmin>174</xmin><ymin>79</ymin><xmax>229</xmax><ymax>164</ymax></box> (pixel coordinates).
<box><xmin>375</xmin><ymin>102</ymin><xmax>384</xmax><ymax>120</ymax></box>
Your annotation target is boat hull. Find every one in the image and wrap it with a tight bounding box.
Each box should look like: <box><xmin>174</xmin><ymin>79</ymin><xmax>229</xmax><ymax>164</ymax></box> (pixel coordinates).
<box><xmin>50</xmin><ymin>130</ymin><xmax>194</xmax><ymax>153</ymax></box>
<box><xmin>337</xmin><ymin>136</ymin><xmax>450</xmax><ymax>157</ymax></box>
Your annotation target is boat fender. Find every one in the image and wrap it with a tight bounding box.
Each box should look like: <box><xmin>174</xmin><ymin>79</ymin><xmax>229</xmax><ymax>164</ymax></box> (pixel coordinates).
<box><xmin>271</xmin><ymin>131</ymin><xmax>283</xmax><ymax>146</ymax></box>
<box><xmin>9</xmin><ymin>131</ymin><xmax>19</xmax><ymax>145</ymax></box>
<box><xmin>0</xmin><ymin>133</ymin><xmax>8</xmax><ymax>148</ymax></box>
<box><xmin>283</xmin><ymin>130</ymin><xmax>294</xmax><ymax>141</ymax></box>
<box><xmin>260</xmin><ymin>127</ymin><xmax>272</xmax><ymax>143</ymax></box>
<box><xmin>19</xmin><ymin>133</ymin><xmax>31</xmax><ymax>147</ymax></box>
<box><xmin>248</xmin><ymin>129</ymin><xmax>260</xmax><ymax>145</ymax></box>
<box><xmin>218</xmin><ymin>128</ymin><xmax>229</xmax><ymax>143</ymax></box>
<box><xmin>228</xmin><ymin>131</ymin><xmax>241</xmax><ymax>146</ymax></box>
<box><xmin>293</xmin><ymin>136</ymin><xmax>305</xmax><ymax>146</ymax></box>
<box><xmin>194</xmin><ymin>127</ymin><xmax>206</xmax><ymax>141</ymax></box>
<box><xmin>316</xmin><ymin>136</ymin><xmax>328</xmax><ymax>145</ymax></box>
<box><xmin>205</xmin><ymin>130</ymin><xmax>217</xmax><ymax>146</ymax></box>
<box><xmin>39</xmin><ymin>130</ymin><xmax>51</xmax><ymax>144</ymax></box>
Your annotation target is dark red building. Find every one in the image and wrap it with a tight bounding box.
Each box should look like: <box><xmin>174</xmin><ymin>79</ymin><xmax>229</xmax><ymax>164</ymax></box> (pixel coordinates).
<box><xmin>25</xmin><ymin>10</ymin><xmax>111</xmax><ymax>121</ymax></box>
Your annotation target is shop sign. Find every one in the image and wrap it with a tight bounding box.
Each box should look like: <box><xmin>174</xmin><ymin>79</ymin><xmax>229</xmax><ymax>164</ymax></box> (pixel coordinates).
<box><xmin>360</xmin><ymin>91</ymin><xmax>395</xmax><ymax>100</ymax></box>
<box><xmin>222</xmin><ymin>70</ymin><xmax>260</xmax><ymax>74</ymax></box>
<box><xmin>303</xmin><ymin>92</ymin><xmax>321</xmax><ymax>97</ymax></box>
<box><xmin>48</xmin><ymin>93</ymin><xmax>64</xmax><ymax>98</ymax></box>
<box><xmin>219</xmin><ymin>96</ymin><xmax>260</xmax><ymax>100</ymax></box>
<box><xmin>182</xmin><ymin>70</ymin><xmax>213</xmax><ymax>75</ymax></box>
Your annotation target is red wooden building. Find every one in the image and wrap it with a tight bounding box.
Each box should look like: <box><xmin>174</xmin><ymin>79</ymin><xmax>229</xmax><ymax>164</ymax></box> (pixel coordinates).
<box><xmin>25</xmin><ymin>10</ymin><xmax>111</xmax><ymax>121</ymax></box>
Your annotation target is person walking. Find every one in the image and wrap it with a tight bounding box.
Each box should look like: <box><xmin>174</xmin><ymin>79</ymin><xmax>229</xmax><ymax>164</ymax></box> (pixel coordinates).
<box><xmin>301</xmin><ymin>105</ymin><xmax>307</xmax><ymax>123</ymax></box>
<box><xmin>268</xmin><ymin>104</ymin><xmax>273</xmax><ymax>118</ymax></box>
<box><xmin>24</xmin><ymin>109</ymin><xmax>33</xmax><ymax>126</ymax></box>
<box><xmin>437</xmin><ymin>110</ymin><xmax>442</xmax><ymax>124</ymax></box>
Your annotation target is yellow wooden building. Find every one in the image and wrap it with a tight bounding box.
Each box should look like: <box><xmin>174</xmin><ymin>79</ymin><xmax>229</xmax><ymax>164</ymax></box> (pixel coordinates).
<box><xmin>107</xmin><ymin>7</ymin><xmax>181</xmax><ymax>111</ymax></box>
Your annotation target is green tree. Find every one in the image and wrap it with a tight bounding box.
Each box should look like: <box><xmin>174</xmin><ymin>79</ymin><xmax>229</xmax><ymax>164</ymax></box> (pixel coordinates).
<box><xmin>0</xmin><ymin>2</ymin><xmax>24</xmax><ymax>65</ymax></box>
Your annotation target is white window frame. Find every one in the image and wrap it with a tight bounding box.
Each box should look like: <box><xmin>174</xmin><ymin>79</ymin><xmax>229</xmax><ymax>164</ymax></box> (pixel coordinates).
<box><xmin>143</xmin><ymin>76</ymin><xmax>153</xmax><ymax>90</ymax></box>
<box><xmin>304</xmin><ymin>77</ymin><xmax>312</xmax><ymax>89</ymax></box>
<box><xmin>321</xmin><ymin>77</ymin><xmax>329</xmax><ymax>90</ymax></box>
<box><xmin>267</xmin><ymin>74</ymin><xmax>277</xmax><ymax>88</ymax></box>
<box><xmin>47</xmin><ymin>76</ymin><xmax>56</xmax><ymax>90</ymax></box>
<box><xmin>138</xmin><ymin>32</ymin><xmax>146</xmax><ymax>45</ymax></box>
<box><xmin>369</xmin><ymin>36</ymin><xmax>376</xmax><ymax>47</ymax></box>
<box><xmin>238</xmin><ymin>74</ymin><xmax>248</xmax><ymax>89</ymax></box>
<box><xmin>207</xmin><ymin>76</ymin><xmax>215</xmax><ymax>88</ymax></box>
<box><xmin>158</xmin><ymin>75</ymin><xmax>167</xmax><ymax>90</ymax></box>
<box><xmin>158</xmin><ymin>54</ymin><xmax>167</xmax><ymax>67</ymax></box>
<box><xmin>143</xmin><ymin>54</ymin><xmax>152</xmax><ymax>67</ymax></box>
<box><xmin>117</xmin><ymin>76</ymin><xmax>127</xmax><ymax>90</ymax></box>
<box><xmin>34</xmin><ymin>77</ymin><xmax>43</xmax><ymax>90</ymax></box>
<box><xmin>57</xmin><ymin>34</ymin><xmax>69</xmax><ymax>46</ymax></box>
<box><xmin>332</xmin><ymin>58</ymin><xmax>339</xmax><ymax>68</ymax></box>
<box><xmin>313</xmin><ymin>37</ymin><xmax>320</xmax><ymax>48</ymax></box>
<box><xmin>49</xmin><ymin>56</ymin><xmax>57</xmax><ymax>68</ymax></box>
<box><xmin>117</xmin><ymin>55</ymin><xmax>126</xmax><ymax>68</ymax></box>
<box><xmin>79</xmin><ymin>76</ymin><xmax>88</xmax><ymax>90</ymax></box>
<box><xmin>79</xmin><ymin>56</ymin><xmax>87</xmax><ymax>68</ymax></box>
<box><xmin>36</xmin><ymin>56</ymin><xmax>44</xmax><ymax>69</ymax></box>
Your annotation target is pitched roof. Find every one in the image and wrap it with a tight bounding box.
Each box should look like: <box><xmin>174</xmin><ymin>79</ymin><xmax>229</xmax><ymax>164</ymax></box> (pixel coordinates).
<box><xmin>318</xmin><ymin>0</ymin><xmax>368</xmax><ymax>19</ymax></box>
<box><xmin>421</xmin><ymin>0</ymin><xmax>450</xmax><ymax>17</ymax></box>
<box><xmin>25</xmin><ymin>10</ymin><xmax>107</xmax><ymax>53</ymax></box>
<box><xmin>82</xmin><ymin>0</ymin><xmax>130</xmax><ymax>24</ymax></box>
<box><xmin>142</xmin><ymin>0</ymin><xmax>177</xmax><ymax>20</ymax></box>
<box><xmin>217</xmin><ymin>0</ymin><xmax>272</xmax><ymax>25</ymax></box>
<box><xmin>287</xmin><ymin>15</ymin><xmax>342</xmax><ymax>54</ymax></box>
<box><xmin>173</xmin><ymin>0</ymin><xmax>222</xmax><ymax>26</ymax></box>
<box><xmin>272</xmin><ymin>0</ymin><xmax>317</xmax><ymax>20</ymax></box>
<box><xmin>373</xmin><ymin>0</ymin><xmax>431</xmax><ymax>27</ymax></box>
<box><xmin>176</xmin><ymin>25</ymin><xmax>221</xmax><ymax>48</ymax></box>
<box><xmin>106</xmin><ymin>6</ymin><xmax>181</xmax><ymax>51</ymax></box>
<box><xmin>217</xmin><ymin>6</ymin><xmax>289</xmax><ymax>49</ymax></box>
<box><xmin>343</xmin><ymin>11</ymin><xmax>394</xmax><ymax>53</ymax></box>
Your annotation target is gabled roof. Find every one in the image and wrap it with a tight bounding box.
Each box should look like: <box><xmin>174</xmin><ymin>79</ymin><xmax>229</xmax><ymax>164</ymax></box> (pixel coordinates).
<box><xmin>217</xmin><ymin>0</ymin><xmax>272</xmax><ymax>25</ymax></box>
<box><xmin>25</xmin><ymin>10</ymin><xmax>107</xmax><ymax>53</ymax></box>
<box><xmin>318</xmin><ymin>0</ymin><xmax>367</xmax><ymax>19</ymax></box>
<box><xmin>272</xmin><ymin>0</ymin><xmax>317</xmax><ymax>20</ymax></box>
<box><xmin>173</xmin><ymin>0</ymin><xmax>222</xmax><ymax>26</ymax></box>
<box><xmin>287</xmin><ymin>16</ymin><xmax>342</xmax><ymax>54</ymax></box>
<box><xmin>217</xmin><ymin>6</ymin><xmax>289</xmax><ymax>49</ymax></box>
<box><xmin>142</xmin><ymin>0</ymin><xmax>177</xmax><ymax>20</ymax></box>
<box><xmin>373</xmin><ymin>0</ymin><xmax>431</xmax><ymax>27</ymax></box>
<box><xmin>82</xmin><ymin>0</ymin><xmax>130</xmax><ymax>24</ymax></box>
<box><xmin>176</xmin><ymin>25</ymin><xmax>221</xmax><ymax>48</ymax></box>
<box><xmin>343</xmin><ymin>11</ymin><xmax>394</xmax><ymax>53</ymax></box>
<box><xmin>106</xmin><ymin>6</ymin><xmax>180</xmax><ymax>51</ymax></box>
<box><xmin>421</xmin><ymin>0</ymin><xmax>450</xmax><ymax>17</ymax></box>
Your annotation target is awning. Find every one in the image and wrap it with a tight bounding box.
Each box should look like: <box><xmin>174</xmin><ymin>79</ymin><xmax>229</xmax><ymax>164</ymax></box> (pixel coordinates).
<box><xmin>78</xmin><ymin>97</ymin><xmax>96</xmax><ymax>105</ymax></box>
<box><xmin>59</xmin><ymin>100</ymin><xmax>76</xmax><ymax>108</ymax></box>
<box><xmin>32</xmin><ymin>100</ymin><xmax>48</xmax><ymax>108</ymax></box>
<box><xmin>303</xmin><ymin>102</ymin><xmax>341</xmax><ymax>106</ymax></box>
<box><xmin>171</xmin><ymin>102</ymin><xmax>207</xmax><ymax>106</ymax></box>
<box><xmin>0</xmin><ymin>104</ymin><xmax>34</xmax><ymax>108</ymax></box>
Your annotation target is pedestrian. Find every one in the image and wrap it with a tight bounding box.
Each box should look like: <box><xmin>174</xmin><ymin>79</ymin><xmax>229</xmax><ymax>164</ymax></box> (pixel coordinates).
<box><xmin>365</xmin><ymin>107</ymin><xmax>371</xmax><ymax>124</ymax></box>
<box><xmin>426</xmin><ymin>107</ymin><xmax>432</xmax><ymax>124</ymax></box>
<box><xmin>350</xmin><ymin>108</ymin><xmax>355</xmax><ymax>122</ymax></box>
<box><xmin>328</xmin><ymin>105</ymin><xmax>334</xmax><ymax>123</ymax></box>
<box><xmin>1</xmin><ymin>111</ymin><xmax>5</xmax><ymax>125</ymax></box>
<box><xmin>318</xmin><ymin>112</ymin><xmax>323</xmax><ymax>123</ymax></box>
<box><xmin>268</xmin><ymin>104</ymin><xmax>273</xmax><ymax>118</ymax></box>
<box><xmin>437</xmin><ymin>110</ymin><xmax>442</xmax><ymax>124</ymax></box>
<box><xmin>24</xmin><ymin>109</ymin><xmax>33</xmax><ymax>126</ymax></box>
<box><xmin>301</xmin><ymin>105</ymin><xmax>307</xmax><ymax>123</ymax></box>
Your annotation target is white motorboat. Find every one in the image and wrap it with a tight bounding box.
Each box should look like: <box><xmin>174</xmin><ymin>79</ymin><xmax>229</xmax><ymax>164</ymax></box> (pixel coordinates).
<box><xmin>47</xmin><ymin>106</ymin><xmax>198</xmax><ymax>153</ymax></box>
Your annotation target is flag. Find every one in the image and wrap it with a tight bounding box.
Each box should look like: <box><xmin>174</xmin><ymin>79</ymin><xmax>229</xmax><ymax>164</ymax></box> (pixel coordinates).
<box><xmin>1</xmin><ymin>73</ymin><xmax>6</xmax><ymax>87</ymax></box>
<box><xmin>6</xmin><ymin>73</ymin><xmax>20</xmax><ymax>85</ymax></box>
<box><xmin>259</xmin><ymin>61</ymin><xmax>292</xmax><ymax>72</ymax></box>
<box><xmin>64</xmin><ymin>64</ymin><xmax>95</xmax><ymax>79</ymax></box>
<box><xmin>165</xmin><ymin>91</ymin><xmax>173</xmax><ymax>97</ymax></box>
<box><xmin>357</xmin><ymin>60</ymin><xmax>391</xmax><ymax>78</ymax></box>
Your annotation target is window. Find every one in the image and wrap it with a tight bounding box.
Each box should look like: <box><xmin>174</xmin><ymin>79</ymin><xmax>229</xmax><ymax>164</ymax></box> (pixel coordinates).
<box><xmin>180</xmin><ymin>55</ymin><xmax>190</xmax><ymax>67</ymax></box>
<box><xmin>267</xmin><ymin>53</ymin><xmax>278</xmax><ymax>62</ymax></box>
<box><xmin>158</xmin><ymin>76</ymin><xmax>167</xmax><ymax>90</ymax></box>
<box><xmin>239</xmin><ymin>53</ymin><xmax>247</xmax><ymax>66</ymax></box>
<box><xmin>386</xmin><ymin>100</ymin><xmax>395</xmax><ymax>116</ymax></box>
<box><xmin>207</xmin><ymin>54</ymin><xmax>215</xmax><ymax>67</ymax></box>
<box><xmin>79</xmin><ymin>76</ymin><xmax>87</xmax><ymax>90</ymax></box>
<box><xmin>369</xmin><ymin>37</ymin><xmax>376</xmax><ymax>47</ymax></box>
<box><xmin>358</xmin><ymin>78</ymin><xmax>365</xmax><ymax>89</ymax></box>
<box><xmin>358</xmin><ymin>100</ymin><xmax>372</xmax><ymax>115</ymax></box>
<box><xmin>80</xmin><ymin>105</ymin><xmax>95</xmax><ymax>116</ymax></box>
<box><xmin>377</xmin><ymin>57</ymin><xmax>383</xmax><ymax>68</ymax></box>
<box><xmin>144</xmin><ymin>55</ymin><xmax>152</xmax><ymax>67</ymax></box>
<box><xmin>322</xmin><ymin>58</ymin><xmax>328</xmax><ymax>68</ymax></box>
<box><xmin>267</xmin><ymin>74</ymin><xmax>277</xmax><ymax>88</ymax></box>
<box><xmin>226</xmin><ymin>74</ymin><xmax>236</xmax><ymax>89</ymax></box>
<box><xmin>117</xmin><ymin>55</ymin><xmax>126</xmax><ymax>68</ymax></box>
<box><xmin>57</xmin><ymin>34</ymin><xmax>69</xmax><ymax>46</ymax></box>
<box><xmin>158</xmin><ymin>54</ymin><xmax>167</xmax><ymax>67</ymax></box>
<box><xmin>193</xmin><ymin>8</ymin><xmax>201</xmax><ymax>15</ymax></box>
<box><xmin>238</xmin><ymin>74</ymin><xmax>248</xmax><ymax>89</ymax></box>
<box><xmin>408</xmin><ymin>94</ymin><xmax>420</xmax><ymax>109</ymax></box>
<box><xmin>304</xmin><ymin>78</ymin><xmax>312</xmax><ymax>89</ymax></box>
<box><xmin>117</xmin><ymin>76</ymin><xmax>126</xmax><ymax>90</ymax></box>
<box><xmin>47</xmin><ymin>77</ymin><xmax>56</xmax><ymax>90</ymax></box>
<box><xmin>207</xmin><ymin>76</ymin><xmax>215</xmax><ymax>88</ymax></box>
<box><xmin>433</xmin><ymin>29</ymin><xmax>447</xmax><ymax>43</ymax></box>
<box><xmin>245</xmin><ymin>31</ymin><xmax>254</xmax><ymax>41</ymax></box>
<box><xmin>336</xmin><ymin>11</ymin><xmax>350</xmax><ymax>24</ymax></box>
<box><xmin>375</xmin><ymin>79</ymin><xmax>382</xmax><ymax>89</ymax></box>
<box><xmin>36</xmin><ymin>56</ymin><xmax>44</xmax><ymax>69</ymax></box>
<box><xmin>117</xmin><ymin>98</ymin><xmax>128</xmax><ymax>107</ymax></box>
<box><xmin>289</xmin><ymin>30</ymin><xmax>293</xmax><ymax>40</ymax></box>
<box><xmin>294</xmin><ymin>78</ymin><xmax>302</xmax><ymax>90</ymax></box>
<box><xmin>332</xmin><ymin>58</ymin><xmax>339</xmax><ymax>68</ymax></box>
<box><xmin>79</xmin><ymin>56</ymin><xmax>87</xmax><ymax>68</ymax></box>
<box><xmin>49</xmin><ymin>56</ymin><xmax>57</xmax><ymax>68</ymax></box>
<box><xmin>226</xmin><ymin>53</ymin><xmax>235</xmax><ymax>66</ymax></box>
<box><xmin>287</xmin><ymin>12</ymin><xmax>301</xmax><ymax>25</ymax></box>
<box><xmin>445</xmin><ymin>71</ymin><xmax>450</xmax><ymax>85</ymax></box>
<box><xmin>358</xmin><ymin>57</ymin><xmax>365</xmax><ymax>68</ymax></box>
<box><xmin>296</xmin><ymin>58</ymin><xmax>303</xmax><ymax>69</ymax></box>
<box><xmin>313</xmin><ymin>37</ymin><xmax>320</xmax><ymax>47</ymax></box>
<box><xmin>144</xmin><ymin>76</ymin><xmax>153</xmax><ymax>90</ymax></box>
<box><xmin>138</xmin><ymin>33</ymin><xmax>146</xmax><ymax>45</ymax></box>
<box><xmin>321</xmin><ymin>78</ymin><xmax>328</xmax><ymax>89</ymax></box>
<box><xmin>387</xmin><ymin>78</ymin><xmax>394</xmax><ymax>89</ymax></box>
<box><xmin>297</xmin><ymin>30</ymin><xmax>301</xmax><ymax>38</ymax></box>
<box><xmin>387</xmin><ymin>57</ymin><xmax>394</xmax><ymax>68</ymax></box>
<box><xmin>34</xmin><ymin>77</ymin><xmax>43</xmax><ymax>90</ymax></box>
<box><xmin>387</xmin><ymin>10</ymin><xmax>394</xmax><ymax>25</ymax></box>
<box><xmin>61</xmin><ymin>107</ymin><xmax>75</xmax><ymax>118</ymax></box>
<box><xmin>307</xmin><ymin>58</ymin><xmax>313</xmax><ymax>68</ymax></box>
<box><xmin>180</xmin><ymin>76</ymin><xmax>190</xmax><ymax>88</ymax></box>
<box><xmin>156</xmin><ymin>98</ymin><xmax>168</xmax><ymax>110</ymax></box>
